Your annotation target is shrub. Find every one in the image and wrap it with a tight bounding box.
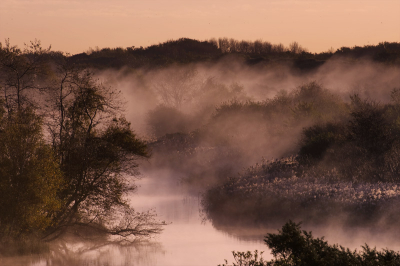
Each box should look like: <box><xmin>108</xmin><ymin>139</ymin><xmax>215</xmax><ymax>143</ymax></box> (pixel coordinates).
<box><xmin>147</xmin><ymin>105</ymin><xmax>190</xmax><ymax>137</ymax></box>
<box><xmin>349</xmin><ymin>97</ymin><xmax>393</xmax><ymax>157</ymax></box>
<box><xmin>298</xmin><ymin>122</ymin><xmax>347</xmax><ymax>162</ymax></box>
<box><xmin>297</xmin><ymin>95</ymin><xmax>400</xmax><ymax>181</ymax></box>
<box><xmin>220</xmin><ymin>221</ymin><xmax>400</xmax><ymax>266</ymax></box>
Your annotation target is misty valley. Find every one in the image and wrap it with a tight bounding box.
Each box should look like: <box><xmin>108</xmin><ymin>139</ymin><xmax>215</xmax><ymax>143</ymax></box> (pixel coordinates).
<box><xmin>1</xmin><ymin>38</ymin><xmax>400</xmax><ymax>265</ymax></box>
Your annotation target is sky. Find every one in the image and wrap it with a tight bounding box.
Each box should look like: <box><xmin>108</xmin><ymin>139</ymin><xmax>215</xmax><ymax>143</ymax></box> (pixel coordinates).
<box><xmin>0</xmin><ymin>0</ymin><xmax>399</xmax><ymax>55</ymax></box>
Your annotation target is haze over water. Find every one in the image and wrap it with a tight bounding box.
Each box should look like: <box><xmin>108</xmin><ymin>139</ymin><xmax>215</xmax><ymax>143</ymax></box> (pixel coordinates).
<box><xmin>0</xmin><ymin>0</ymin><xmax>400</xmax><ymax>265</ymax></box>
<box><xmin>4</xmin><ymin>169</ymin><xmax>400</xmax><ymax>265</ymax></box>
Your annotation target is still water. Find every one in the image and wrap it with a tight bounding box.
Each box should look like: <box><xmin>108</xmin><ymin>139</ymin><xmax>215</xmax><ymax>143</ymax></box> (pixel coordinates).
<box><xmin>125</xmin><ymin>170</ymin><xmax>269</xmax><ymax>266</ymax></box>
<box><xmin>2</xmin><ymin>170</ymin><xmax>267</xmax><ymax>266</ymax></box>
<box><xmin>4</xmin><ymin>170</ymin><xmax>400</xmax><ymax>266</ymax></box>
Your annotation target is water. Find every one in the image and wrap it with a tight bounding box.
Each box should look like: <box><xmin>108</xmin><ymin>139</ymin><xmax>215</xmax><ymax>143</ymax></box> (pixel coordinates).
<box><xmin>127</xmin><ymin>170</ymin><xmax>269</xmax><ymax>266</ymax></box>
<box><xmin>3</xmin><ymin>170</ymin><xmax>267</xmax><ymax>266</ymax></box>
<box><xmin>5</xmin><ymin>170</ymin><xmax>400</xmax><ymax>266</ymax></box>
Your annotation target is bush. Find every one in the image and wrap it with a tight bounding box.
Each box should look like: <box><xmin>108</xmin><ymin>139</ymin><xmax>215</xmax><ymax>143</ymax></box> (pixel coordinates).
<box><xmin>264</xmin><ymin>221</ymin><xmax>359</xmax><ymax>266</ymax></box>
<box><xmin>220</xmin><ymin>221</ymin><xmax>400</xmax><ymax>266</ymax></box>
<box><xmin>202</xmin><ymin>155</ymin><xmax>400</xmax><ymax>228</ymax></box>
<box><xmin>298</xmin><ymin>122</ymin><xmax>347</xmax><ymax>162</ymax></box>
<box><xmin>147</xmin><ymin>105</ymin><xmax>190</xmax><ymax>137</ymax></box>
<box><xmin>297</xmin><ymin>95</ymin><xmax>400</xmax><ymax>181</ymax></box>
<box><xmin>349</xmin><ymin>96</ymin><xmax>394</xmax><ymax>157</ymax></box>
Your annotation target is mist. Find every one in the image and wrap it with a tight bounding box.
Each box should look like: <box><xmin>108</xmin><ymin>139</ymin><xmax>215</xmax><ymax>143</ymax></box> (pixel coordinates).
<box><xmin>98</xmin><ymin>55</ymin><xmax>400</xmax><ymax>134</ymax></box>
<box><xmin>2</xmin><ymin>39</ymin><xmax>400</xmax><ymax>265</ymax></box>
<box><xmin>93</xmin><ymin>56</ymin><xmax>400</xmax><ymax>186</ymax></box>
<box><xmin>93</xmin><ymin>54</ymin><xmax>400</xmax><ymax>257</ymax></box>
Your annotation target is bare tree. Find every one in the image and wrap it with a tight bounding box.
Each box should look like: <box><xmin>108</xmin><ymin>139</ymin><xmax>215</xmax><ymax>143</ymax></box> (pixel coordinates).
<box><xmin>289</xmin><ymin>41</ymin><xmax>307</xmax><ymax>54</ymax></box>
<box><xmin>152</xmin><ymin>66</ymin><xmax>201</xmax><ymax>110</ymax></box>
<box><xmin>0</xmin><ymin>39</ymin><xmax>50</xmax><ymax>111</ymax></box>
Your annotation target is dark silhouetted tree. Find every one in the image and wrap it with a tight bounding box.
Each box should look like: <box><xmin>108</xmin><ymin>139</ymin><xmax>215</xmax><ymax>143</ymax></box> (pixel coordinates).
<box><xmin>44</xmin><ymin>66</ymin><xmax>162</xmax><ymax>241</ymax></box>
<box><xmin>0</xmin><ymin>40</ymin><xmax>163</xmax><ymax>242</ymax></box>
<box><xmin>0</xmin><ymin>39</ymin><xmax>51</xmax><ymax>111</ymax></box>
<box><xmin>0</xmin><ymin>106</ymin><xmax>63</xmax><ymax>240</ymax></box>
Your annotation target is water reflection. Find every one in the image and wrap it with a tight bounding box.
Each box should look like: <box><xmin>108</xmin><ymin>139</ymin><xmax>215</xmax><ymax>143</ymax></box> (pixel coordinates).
<box><xmin>47</xmin><ymin>241</ymin><xmax>164</xmax><ymax>266</ymax></box>
<box><xmin>4</xmin><ymin>170</ymin><xmax>400</xmax><ymax>265</ymax></box>
<box><xmin>4</xmin><ymin>171</ymin><xmax>266</xmax><ymax>266</ymax></box>
<box><xmin>128</xmin><ymin>172</ymin><xmax>268</xmax><ymax>266</ymax></box>
<box><xmin>2</xmin><ymin>241</ymin><xmax>164</xmax><ymax>266</ymax></box>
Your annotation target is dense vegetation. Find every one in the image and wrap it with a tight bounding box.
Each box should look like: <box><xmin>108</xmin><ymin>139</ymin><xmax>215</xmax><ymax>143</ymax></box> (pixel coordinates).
<box><xmin>1</xmin><ymin>37</ymin><xmax>400</xmax><ymax>259</ymax></box>
<box><xmin>136</xmin><ymin>47</ymin><xmax>400</xmax><ymax>228</ymax></box>
<box><xmin>202</xmin><ymin>87</ymin><xmax>400</xmax><ymax>227</ymax></box>
<box><xmin>220</xmin><ymin>221</ymin><xmax>400</xmax><ymax>266</ymax></box>
<box><xmin>71</xmin><ymin>38</ymin><xmax>400</xmax><ymax>70</ymax></box>
<box><xmin>0</xmin><ymin>40</ymin><xmax>163</xmax><ymax>250</ymax></box>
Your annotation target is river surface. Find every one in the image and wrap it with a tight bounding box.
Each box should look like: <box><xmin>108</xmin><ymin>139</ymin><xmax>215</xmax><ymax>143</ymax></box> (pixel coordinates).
<box><xmin>125</xmin><ymin>170</ymin><xmax>269</xmax><ymax>266</ymax></box>
<box><xmin>4</xmin><ymin>170</ymin><xmax>400</xmax><ymax>266</ymax></box>
<box><xmin>2</xmin><ymin>170</ymin><xmax>267</xmax><ymax>266</ymax></box>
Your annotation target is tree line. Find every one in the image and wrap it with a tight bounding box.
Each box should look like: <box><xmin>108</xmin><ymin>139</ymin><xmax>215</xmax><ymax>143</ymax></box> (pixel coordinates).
<box><xmin>70</xmin><ymin>38</ymin><xmax>400</xmax><ymax>70</ymax></box>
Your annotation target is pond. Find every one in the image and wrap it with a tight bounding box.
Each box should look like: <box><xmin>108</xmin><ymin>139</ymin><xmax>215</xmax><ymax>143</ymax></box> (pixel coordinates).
<box><xmin>4</xmin><ymin>169</ymin><xmax>400</xmax><ymax>266</ymax></box>
<box><xmin>2</xmin><ymin>170</ymin><xmax>266</xmax><ymax>266</ymax></box>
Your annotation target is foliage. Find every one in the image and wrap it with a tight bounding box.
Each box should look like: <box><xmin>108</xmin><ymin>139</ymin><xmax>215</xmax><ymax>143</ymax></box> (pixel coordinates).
<box><xmin>44</xmin><ymin>68</ymin><xmax>159</xmax><ymax>241</ymax></box>
<box><xmin>0</xmin><ymin>40</ymin><xmax>163</xmax><ymax>243</ymax></box>
<box><xmin>349</xmin><ymin>96</ymin><xmax>394</xmax><ymax>156</ymax></box>
<box><xmin>1</xmin><ymin>36</ymin><xmax>400</xmax><ymax>246</ymax></box>
<box><xmin>298</xmin><ymin>94</ymin><xmax>400</xmax><ymax>181</ymax></box>
<box><xmin>219</xmin><ymin>250</ymin><xmax>266</xmax><ymax>266</ymax></box>
<box><xmin>147</xmin><ymin>105</ymin><xmax>190</xmax><ymax>138</ymax></box>
<box><xmin>221</xmin><ymin>221</ymin><xmax>400</xmax><ymax>266</ymax></box>
<box><xmin>0</xmin><ymin>39</ymin><xmax>51</xmax><ymax>110</ymax></box>
<box><xmin>199</xmin><ymin>82</ymin><xmax>346</xmax><ymax>163</ymax></box>
<box><xmin>202</xmin><ymin>152</ymin><xmax>400</xmax><ymax>227</ymax></box>
<box><xmin>66</xmin><ymin>38</ymin><xmax>400</xmax><ymax>70</ymax></box>
<box><xmin>203</xmin><ymin>93</ymin><xmax>400</xmax><ymax>224</ymax></box>
<box><xmin>298</xmin><ymin>122</ymin><xmax>347</xmax><ymax>162</ymax></box>
<box><xmin>0</xmin><ymin>108</ymin><xmax>63</xmax><ymax>239</ymax></box>
<box><xmin>264</xmin><ymin>221</ymin><xmax>359</xmax><ymax>266</ymax></box>
<box><xmin>151</xmin><ymin>66</ymin><xmax>200</xmax><ymax>110</ymax></box>
<box><xmin>149</xmin><ymin>81</ymin><xmax>350</xmax><ymax>191</ymax></box>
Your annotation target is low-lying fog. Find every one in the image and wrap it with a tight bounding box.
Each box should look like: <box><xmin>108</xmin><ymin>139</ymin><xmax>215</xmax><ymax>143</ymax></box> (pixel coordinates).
<box><xmin>100</xmin><ymin>57</ymin><xmax>400</xmax><ymax>137</ymax></box>
<box><xmin>83</xmin><ymin>56</ymin><xmax>400</xmax><ymax>265</ymax></box>
<box><xmin>4</xmin><ymin>55</ymin><xmax>400</xmax><ymax>265</ymax></box>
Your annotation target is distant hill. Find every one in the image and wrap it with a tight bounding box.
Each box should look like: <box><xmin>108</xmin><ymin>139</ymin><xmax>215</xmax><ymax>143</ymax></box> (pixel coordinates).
<box><xmin>66</xmin><ymin>38</ymin><xmax>400</xmax><ymax>70</ymax></box>
<box><xmin>70</xmin><ymin>38</ymin><xmax>222</xmax><ymax>69</ymax></box>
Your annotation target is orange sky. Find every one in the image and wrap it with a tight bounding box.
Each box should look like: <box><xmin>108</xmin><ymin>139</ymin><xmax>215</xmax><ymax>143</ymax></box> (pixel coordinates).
<box><xmin>1</xmin><ymin>0</ymin><xmax>399</xmax><ymax>55</ymax></box>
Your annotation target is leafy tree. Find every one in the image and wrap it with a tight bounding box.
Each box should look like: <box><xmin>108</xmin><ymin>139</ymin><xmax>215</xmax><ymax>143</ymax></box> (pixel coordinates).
<box><xmin>298</xmin><ymin>94</ymin><xmax>399</xmax><ymax>181</ymax></box>
<box><xmin>44</xmin><ymin>67</ymin><xmax>161</xmax><ymax>241</ymax></box>
<box><xmin>0</xmin><ymin>40</ymin><xmax>62</xmax><ymax>240</ymax></box>
<box><xmin>0</xmin><ymin>107</ymin><xmax>63</xmax><ymax>240</ymax></box>
<box><xmin>221</xmin><ymin>221</ymin><xmax>400</xmax><ymax>266</ymax></box>
<box><xmin>219</xmin><ymin>250</ymin><xmax>266</xmax><ymax>266</ymax></box>
<box><xmin>264</xmin><ymin>221</ymin><xmax>359</xmax><ymax>266</ymax></box>
<box><xmin>348</xmin><ymin>96</ymin><xmax>393</xmax><ymax>157</ymax></box>
<box><xmin>0</xmin><ymin>40</ymin><xmax>163</xmax><ymax>242</ymax></box>
<box><xmin>298</xmin><ymin>122</ymin><xmax>347</xmax><ymax>162</ymax></box>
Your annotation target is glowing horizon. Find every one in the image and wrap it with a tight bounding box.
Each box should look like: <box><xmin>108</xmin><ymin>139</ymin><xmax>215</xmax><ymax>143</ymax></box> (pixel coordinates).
<box><xmin>0</xmin><ymin>0</ymin><xmax>399</xmax><ymax>55</ymax></box>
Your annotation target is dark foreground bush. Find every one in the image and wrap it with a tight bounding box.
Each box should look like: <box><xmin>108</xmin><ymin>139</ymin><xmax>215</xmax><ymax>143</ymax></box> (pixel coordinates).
<box><xmin>220</xmin><ymin>221</ymin><xmax>400</xmax><ymax>266</ymax></box>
